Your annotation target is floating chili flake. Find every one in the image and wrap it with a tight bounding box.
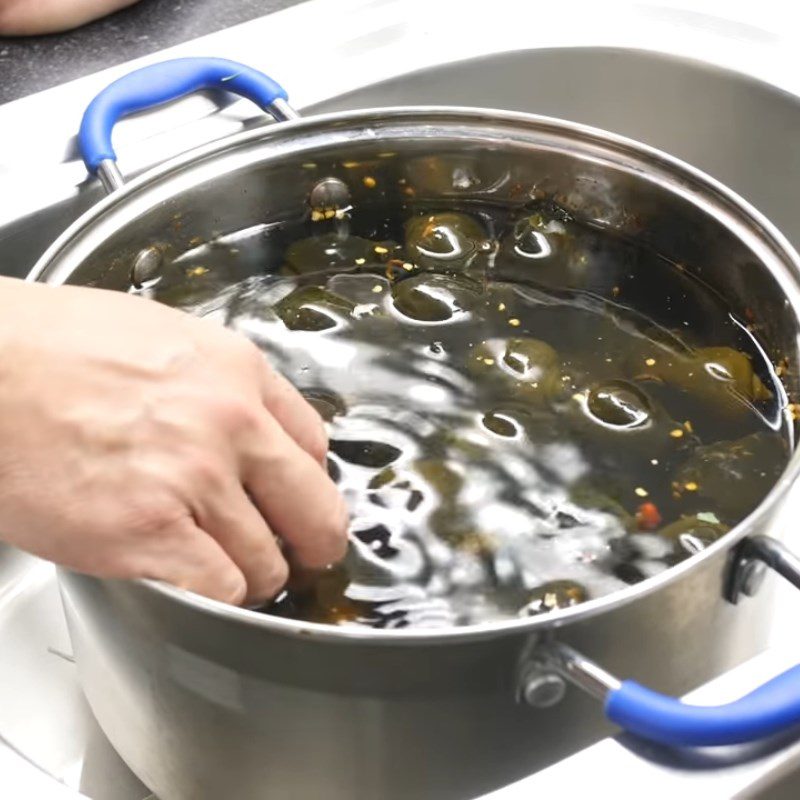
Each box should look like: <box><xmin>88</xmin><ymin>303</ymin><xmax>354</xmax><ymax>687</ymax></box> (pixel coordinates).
<box><xmin>636</xmin><ymin>502</ymin><xmax>662</xmax><ymax>531</ymax></box>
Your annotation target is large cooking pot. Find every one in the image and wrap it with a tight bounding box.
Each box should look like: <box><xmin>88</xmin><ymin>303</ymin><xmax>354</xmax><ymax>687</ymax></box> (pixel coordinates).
<box><xmin>30</xmin><ymin>58</ymin><xmax>800</xmax><ymax>800</ymax></box>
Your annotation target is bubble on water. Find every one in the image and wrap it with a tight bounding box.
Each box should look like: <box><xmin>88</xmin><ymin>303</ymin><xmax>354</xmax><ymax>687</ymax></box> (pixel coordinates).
<box><xmin>331</xmin><ymin>439</ymin><xmax>402</xmax><ymax>468</ymax></box>
<box><xmin>514</xmin><ymin>230</ymin><xmax>551</xmax><ymax>259</ymax></box>
<box><xmin>585</xmin><ymin>380</ymin><xmax>653</xmax><ymax>429</ymax></box>
<box><xmin>481</xmin><ymin>410</ymin><xmax>523</xmax><ymax>439</ymax></box>
<box><xmin>512</xmin><ymin>217</ymin><xmax>555</xmax><ymax>260</ymax></box>
<box><xmin>391</xmin><ymin>274</ymin><xmax>479</xmax><ymax>324</ymax></box>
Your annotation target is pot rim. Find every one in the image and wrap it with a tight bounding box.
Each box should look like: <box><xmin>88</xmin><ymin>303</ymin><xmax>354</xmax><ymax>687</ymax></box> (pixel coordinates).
<box><xmin>34</xmin><ymin>105</ymin><xmax>800</xmax><ymax>645</ymax></box>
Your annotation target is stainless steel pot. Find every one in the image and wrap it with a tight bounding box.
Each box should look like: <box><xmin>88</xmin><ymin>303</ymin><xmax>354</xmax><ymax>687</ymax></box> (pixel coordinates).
<box><xmin>30</xmin><ymin>58</ymin><xmax>800</xmax><ymax>800</ymax></box>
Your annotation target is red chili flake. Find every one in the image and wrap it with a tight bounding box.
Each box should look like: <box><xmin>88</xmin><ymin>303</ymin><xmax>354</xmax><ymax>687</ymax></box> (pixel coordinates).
<box><xmin>636</xmin><ymin>502</ymin><xmax>663</xmax><ymax>531</ymax></box>
<box><xmin>744</xmin><ymin>307</ymin><xmax>756</xmax><ymax>322</ymax></box>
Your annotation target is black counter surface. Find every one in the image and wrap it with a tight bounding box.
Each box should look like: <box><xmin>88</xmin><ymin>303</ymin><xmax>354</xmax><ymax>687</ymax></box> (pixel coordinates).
<box><xmin>0</xmin><ymin>0</ymin><xmax>302</xmax><ymax>104</ymax></box>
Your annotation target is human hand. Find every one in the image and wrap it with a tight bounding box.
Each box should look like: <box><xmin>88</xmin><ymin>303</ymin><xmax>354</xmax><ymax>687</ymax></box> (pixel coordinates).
<box><xmin>0</xmin><ymin>0</ymin><xmax>140</xmax><ymax>35</ymax></box>
<box><xmin>0</xmin><ymin>278</ymin><xmax>347</xmax><ymax>605</ymax></box>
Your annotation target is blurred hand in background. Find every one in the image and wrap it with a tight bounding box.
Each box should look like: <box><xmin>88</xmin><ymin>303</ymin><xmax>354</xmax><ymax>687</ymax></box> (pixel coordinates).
<box><xmin>0</xmin><ymin>0</ymin><xmax>140</xmax><ymax>35</ymax></box>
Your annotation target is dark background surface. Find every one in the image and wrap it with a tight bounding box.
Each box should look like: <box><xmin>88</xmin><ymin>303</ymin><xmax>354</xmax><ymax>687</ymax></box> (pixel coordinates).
<box><xmin>0</xmin><ymin>0</ymin><xmax>302</xmax><ymax>104</ymax></box>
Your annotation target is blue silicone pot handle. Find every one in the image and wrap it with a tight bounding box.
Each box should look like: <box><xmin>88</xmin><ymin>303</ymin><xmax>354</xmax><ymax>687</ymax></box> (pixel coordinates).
<box><xmin>79</xmin><ymin>57</ymin><xmax>288</xmax><ymax>174</ymax></box>
<box><xmin>606</xmin><ymin>665</ymin><xmax>800</xmax><ymax>746</ymax></box>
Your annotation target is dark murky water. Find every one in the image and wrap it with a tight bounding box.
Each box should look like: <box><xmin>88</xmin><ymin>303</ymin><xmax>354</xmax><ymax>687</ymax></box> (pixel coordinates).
<box><xmin>147</xmin><ymin>199</ymin><xmax>791</xmax><ymax>628</ymax></box>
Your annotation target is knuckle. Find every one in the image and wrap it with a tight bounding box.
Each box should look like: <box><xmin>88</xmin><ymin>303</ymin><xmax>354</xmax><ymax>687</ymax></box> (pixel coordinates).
<box><xmin>250</xmin><ymin>438</ymin><xmax>290</xmax><ymax>473</ymax></box>
<box><xmin>211</xmin><ymin>396</ymin><xmax>261</xmax><ymax>435</ymax></box>
<box><xmin>122</xmin><ymin>496</ymin><xmax>187</xmax><ymax>540</ymax></box>
<box><xmin>187</xmin><ymin>456</ymin><xmax>226</xmax><ymax>494</ymax></box>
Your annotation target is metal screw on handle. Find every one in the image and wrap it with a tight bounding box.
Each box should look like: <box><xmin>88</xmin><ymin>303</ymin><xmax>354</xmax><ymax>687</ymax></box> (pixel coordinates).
<box><xmin>519</xmin><ymin>666</ymin><xmax>567</xmax><ymax>709</ymax></box>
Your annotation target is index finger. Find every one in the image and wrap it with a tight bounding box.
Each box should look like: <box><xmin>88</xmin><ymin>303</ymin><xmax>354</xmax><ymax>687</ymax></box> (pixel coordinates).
<box><xmin>241</xmin><ymin>412</ymin><xmax>349</xmax><ymax>569</ymax></box>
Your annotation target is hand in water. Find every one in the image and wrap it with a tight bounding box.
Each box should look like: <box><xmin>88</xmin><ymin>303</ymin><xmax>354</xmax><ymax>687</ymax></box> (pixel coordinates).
<box><xmin>0</xmin><ymin>0</ymin><xmax>139</xmax><ymax>35</ymax></box>
<box><xmin>0</xmin><ymin>278</ymin><xmax>348</xmax><ymax>604</ymax></box>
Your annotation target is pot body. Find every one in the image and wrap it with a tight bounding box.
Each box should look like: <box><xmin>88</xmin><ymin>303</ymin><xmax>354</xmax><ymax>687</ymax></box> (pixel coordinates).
<box><xmin>59</xmin><ymin>544</ymin><xmax>774</xmax><ymax>800</ymax></box>
<box><xmin>37</xmin><ymin>108</ymin><xmax>800</xmax><ymax>799</ymax></box>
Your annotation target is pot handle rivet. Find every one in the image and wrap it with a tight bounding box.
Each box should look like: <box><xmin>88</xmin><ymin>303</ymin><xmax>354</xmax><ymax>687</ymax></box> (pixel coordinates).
<box><xmin>739</xmin><ymin>559</ymin><xmax>768</xmax><ymax>598</ymax></box>
<box><xmin>309</xmin><ymin>177</ymin><xmax>352</xmax><ymax>216</ymax></box>
<box><xmin>726</xmin><ymin>535</ymin><xmax>800</xmax><ymax>604</ymax></box>
<box><xmin>130</xmin><ymin>245</ymin><xmax>164</xmax><ymax>289</ymax></box>
<box><xmin>520</xmin><ymin>669</ymin><xmax>567</xmax><ymax>709</ymax></box>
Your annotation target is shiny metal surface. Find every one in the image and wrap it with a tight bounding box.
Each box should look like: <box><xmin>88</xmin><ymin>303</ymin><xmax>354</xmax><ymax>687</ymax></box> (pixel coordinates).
<box><xmin>741</xmin><ymin>560</ymin><xmax>769</xmax><ymax>599</ymax></box>
<box><xmin>1</xmin><ymin>1</ymin><xmax>800</xmax><ymax>798</ymax></box>
<box><xmin>36</xmin><ymin>100</ymin><xmax>800</xmax><ymax>797</ymax></box>
<box><xmin>96</xmin><ymin>161</ymin><xmax>125</xmax><ymax>194</ymax></box>
<box><xmin>535</xmin><ymin>643</ymin><xmax>623</xmax><ymax>702</ymax></box>
<box><xmin>308</xmin><ymin>176</ymin><xmax>351</xmax><ymax>213</ymax></box>
<box><xmin>728</xmin><ymin>536</ymin><xmax>800</xmax><ymax>605</ymax></box>
<box><xmin>269</xmin><ymin>97</ymin><xmax>300</xmax><ymax>122</ymax></box>
<box><xmin>519</xmin><ymin>672</ymin><xmax>567</xmax><ymax>710</ymax></box>
<box><xmin>129</xmin><ymin>246</ymin><xmax>164</xmax><ymax>289</ymax></box>
<box><xmin>749</xmin><ymin>537</ymin><xmax>800</xmax><ymax>592</ymax></box>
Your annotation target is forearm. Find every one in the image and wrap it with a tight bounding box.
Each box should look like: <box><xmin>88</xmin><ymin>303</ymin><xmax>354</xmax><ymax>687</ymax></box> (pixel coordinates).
<box><xmin>0</xmin><ymin>0</ymin><xmax>138</xmax><ymax>35</ymax></box>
